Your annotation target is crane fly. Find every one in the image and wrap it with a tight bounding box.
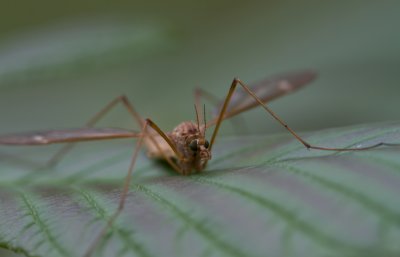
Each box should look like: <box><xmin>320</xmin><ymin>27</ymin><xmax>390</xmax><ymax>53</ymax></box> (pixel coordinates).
<box><xmin>0</xmin><ymin>70</ymin><xmax>396</xmax><ymax>257</ymax></box>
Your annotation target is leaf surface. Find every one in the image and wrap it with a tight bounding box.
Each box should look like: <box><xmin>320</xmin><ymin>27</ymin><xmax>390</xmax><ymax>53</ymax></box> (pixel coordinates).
<box><xmin>1</xmin><ymin>122</ymin><xmax>400</xmax><ymax>257</ymax></box>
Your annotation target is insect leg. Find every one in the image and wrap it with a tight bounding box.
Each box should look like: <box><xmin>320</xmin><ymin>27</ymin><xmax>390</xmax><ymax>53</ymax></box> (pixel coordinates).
<box><xmin>194</xmin><ymin>87</ymin><xmax>249</xmax><ymax>134</ymax></box>
<box><xmin>83</xmin><ymin>118</ymin><xmax>185</xmax><ymax>257</ymax></box>
<box><xmin>47</xmin><ymin>95</ymin><xmax>144</xmax><ymax>167</ymax></box>
<box><xmin>209</xmin><ymin>78</ymin><xmax>397</xmax><ymax>152</ymax></box>
<box><xmin>144</xmin><ymin>118</ymin><xmax>185</xmax><ymax>173</ymax></box>
<box><xmin>83</xmin><ymin>120</ymin><xmax>148</xmax><ymax>257</ymax></box>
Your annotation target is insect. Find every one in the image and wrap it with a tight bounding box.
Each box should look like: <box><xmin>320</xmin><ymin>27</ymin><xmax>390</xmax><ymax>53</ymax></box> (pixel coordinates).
<box><xmin>0</xmin><ymin>70</ymin><xmax>396</xmax><ymax>257</ymax></box>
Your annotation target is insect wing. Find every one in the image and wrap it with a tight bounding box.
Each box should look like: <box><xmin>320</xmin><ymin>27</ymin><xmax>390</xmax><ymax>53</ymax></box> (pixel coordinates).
<box><xmin>211</xmin><ymin>70</ymin><xmax>317</xmax><ymax>119</ymax></box>
<box><xmin>0</xmin><ymin>128</ymin><xmax>140</xmax><ymax>145</ymax></box>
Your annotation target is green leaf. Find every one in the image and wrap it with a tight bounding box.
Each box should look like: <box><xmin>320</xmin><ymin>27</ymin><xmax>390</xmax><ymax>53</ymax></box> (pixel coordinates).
<box><xmin>1</xmin><ymin>121</ymin><xmax>400</xmax><ymax>257</ymax></box>
<box><xmin>0</xmin><ymin>19</ymin><xmax>177</xmax><ymax>87</ymax></box>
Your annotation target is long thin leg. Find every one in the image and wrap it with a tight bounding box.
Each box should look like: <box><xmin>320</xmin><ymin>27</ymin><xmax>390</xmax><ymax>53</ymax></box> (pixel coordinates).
<box><xmin>144</xmin><ymin>119</ymin><xmax>185</xmax><ymax>173</ymax></box>
<box><xmin>209</xmin><ymin>78</ymin><xmax>397</xmax><ymax>152</ymax></box>
<box><xmin>194</xmin><ymin>87</ymin><xmax>249</xmax><ymax>134</ymax></box>
<box><xmin>47</xmin><ymin>95</ymin><xmax>144</xmax><ymax>167</ymax></box>
<box><xmin>83</xmin><ymin>118</ymin><xmax>185</xmax><ymax>257</ymax></box>
<box><xmin>82</xmin><ymin>120</ymin><xmax>149</xmax><ymax>257</ymax></box>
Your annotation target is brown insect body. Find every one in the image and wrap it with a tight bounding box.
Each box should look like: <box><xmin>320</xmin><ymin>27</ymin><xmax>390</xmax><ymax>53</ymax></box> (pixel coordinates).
<box><xmin>170</xmin><ymin>121</ymin><xmax>210</xmax><ymax>174</ymax></box>
<box><xmin>145</xmin><ymin>121</ymin><xmax>210</xmax><ymax>175</ymax></box>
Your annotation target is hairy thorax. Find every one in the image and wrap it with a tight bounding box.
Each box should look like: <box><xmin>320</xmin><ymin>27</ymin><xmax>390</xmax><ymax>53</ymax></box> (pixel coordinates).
<box><xmin>144</xmin><ymin>121</ymin><xmax>210</xmax><ymax>175</ymax></box>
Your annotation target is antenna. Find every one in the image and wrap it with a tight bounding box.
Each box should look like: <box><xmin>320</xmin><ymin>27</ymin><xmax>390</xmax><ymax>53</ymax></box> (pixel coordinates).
<box><xmin>203</xmin><ymin>104</ymin><xmax>207</xmax><ymax>136</ymax></box>
<box><xmin>194</xmin><ymin>104</ymin><xmax>201</xmax><ymax>133</ymax></box>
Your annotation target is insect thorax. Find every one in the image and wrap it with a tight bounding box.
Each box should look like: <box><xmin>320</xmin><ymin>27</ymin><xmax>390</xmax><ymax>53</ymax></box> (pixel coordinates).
<box><xmin>170</xmin><ymin>121</ymin><xmax>207</xmax><ymax>173</ymax></box>
<box><xmin>170</xmin><ymin>121</ymin><xmax>201</xmax><ymax>156</ymax></box>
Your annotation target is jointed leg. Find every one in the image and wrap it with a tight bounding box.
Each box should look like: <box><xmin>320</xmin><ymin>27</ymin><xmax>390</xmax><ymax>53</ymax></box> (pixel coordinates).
<box><xmin>83</xmin><ymin>118</ymin><xmax>185</xmax><ymax>257</ymax></box>
<box><xmin>83</xmin><ymin>120</ymin><xmax>149</xmax><ymax>257</ymax></box>
<box><xmin>209</xmin><ymin>78</ymin><xmax>397</xmax><ymax>152</ymax></box>
<box><xmin>194</xmin><ymin>87</ymin><xmax>249</xmax><ymax>134</ymax></box>
<box><xmin>47</xmin><ymin>95</ymin><xmax>144</xmax><ymax>167</ymax></box>
<box><xmin>144</xmin><ymin>119</ymin><xmax>185</xmax><ymax>173</ymax></box>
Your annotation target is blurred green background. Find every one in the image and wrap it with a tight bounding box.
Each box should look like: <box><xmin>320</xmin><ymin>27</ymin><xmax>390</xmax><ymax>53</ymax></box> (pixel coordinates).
<box><xmin>0</xmin><ymin>1</ymin><xmax>399</xmax><ymax>136</ymax></box>
<box><xmin>0</xmin><ymin>1</ymin><xmax>399</xmax><ymax>256</ymax></box>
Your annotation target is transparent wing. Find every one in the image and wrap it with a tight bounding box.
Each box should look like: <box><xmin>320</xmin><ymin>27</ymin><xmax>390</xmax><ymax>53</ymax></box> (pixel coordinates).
<box><xmin>0</xmin><ymin>128</ymin><xmax>140</xmax><ymax>145</ymax></box>
<box><xmin>210</xmin><ymin>70</ymin><xmax>317</xmax><ymax>122</ymax></box>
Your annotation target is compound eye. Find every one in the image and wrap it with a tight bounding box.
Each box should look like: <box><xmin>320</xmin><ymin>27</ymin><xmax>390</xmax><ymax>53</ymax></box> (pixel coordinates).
<box><xmin>189</xmin><ymin>140</ymin><xmax>198</xmax><ymax>151</ymax></box>
<box><xmin>204</xmin><ymin>140</ymin><xmax>210</xmax><ymax>149</ymax></box>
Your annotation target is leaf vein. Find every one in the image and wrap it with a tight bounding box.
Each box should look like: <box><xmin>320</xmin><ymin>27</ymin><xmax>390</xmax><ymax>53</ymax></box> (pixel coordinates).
<box><xmin>272</xmin><ymin>162</ymin><xmax>400</xmax><ymax>227</ymax></box>
<box><xmin>134</xmin><ymin>183</ymin><xmax>248</xmax><ymax>257</ymax></box>
<box><xmin>19</xmin><ymin>193</ymin><xmax>71</xmax><ymax>257</ymax></box>
<box><xmin>76</xmin><ymin>189</ymin><xmax>153</xmax><ymax>257</ymax></box>
<box><xmin>191</xmin><ymin>176</ymin><xmax>365</xmax><ymax>253</ymax></box>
